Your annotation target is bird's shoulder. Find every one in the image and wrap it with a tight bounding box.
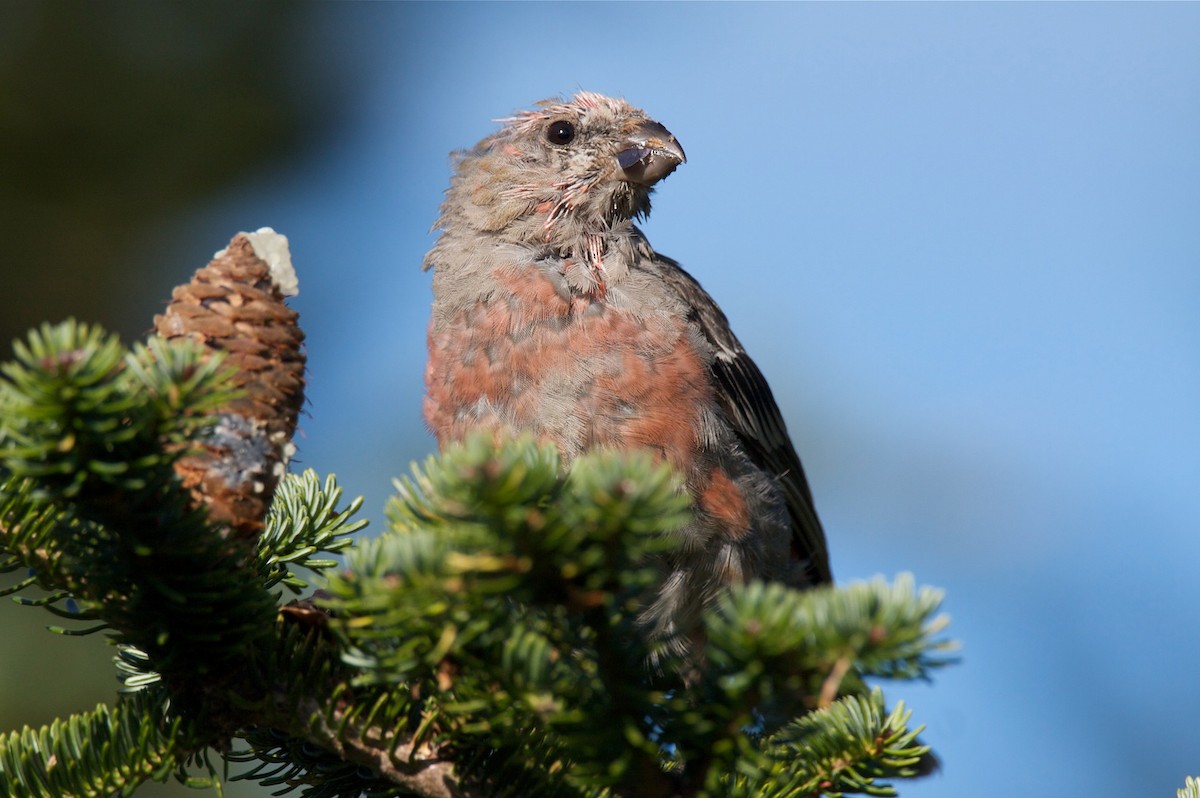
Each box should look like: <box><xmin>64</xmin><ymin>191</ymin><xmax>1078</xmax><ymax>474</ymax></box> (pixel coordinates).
<box><xmin>636</xmin><ymin>249</ymin><xmax>833</xmax><ymax>586</ymax></box>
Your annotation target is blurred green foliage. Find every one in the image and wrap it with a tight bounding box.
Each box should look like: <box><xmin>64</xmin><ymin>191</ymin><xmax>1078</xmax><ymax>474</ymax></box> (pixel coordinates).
<box><xmin>0</xmin><ymin>1</ymin><xmax>348</xmax><ymax>345</ymax></box>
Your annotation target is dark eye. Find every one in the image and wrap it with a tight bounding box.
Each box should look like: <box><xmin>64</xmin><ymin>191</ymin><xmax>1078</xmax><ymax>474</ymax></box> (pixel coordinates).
<box><xmin>545</xmin><ymin>120</ymin><xmax>576</xmax><ymax>145</ymax></box>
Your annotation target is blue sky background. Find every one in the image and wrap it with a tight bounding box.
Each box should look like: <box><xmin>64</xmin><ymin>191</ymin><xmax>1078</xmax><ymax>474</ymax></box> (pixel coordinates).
<box><xmin>128</xmin><ymin>4</ymin><xmax>1199</xmax><ymax>796</ymax></box>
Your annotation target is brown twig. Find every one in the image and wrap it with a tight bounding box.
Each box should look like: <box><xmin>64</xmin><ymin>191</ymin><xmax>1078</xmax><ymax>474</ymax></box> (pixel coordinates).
<box><xmin>818</xmin><ymin>656</ymin><xmax>853</xmax><ymax>709</ymax></box>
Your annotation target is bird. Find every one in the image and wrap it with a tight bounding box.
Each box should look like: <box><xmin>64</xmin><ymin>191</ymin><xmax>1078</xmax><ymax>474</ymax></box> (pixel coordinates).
<box><xmin>422</xmin><ymin>91</ymin><xmax>831</xmax><ymax>651</ymax></box>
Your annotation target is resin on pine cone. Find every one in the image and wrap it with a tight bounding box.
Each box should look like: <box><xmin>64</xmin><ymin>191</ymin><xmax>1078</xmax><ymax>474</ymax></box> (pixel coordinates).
<box><xmin>155</xmin><ymin>228</ymin><xmax>305</xmax><ymax>540</ymax></box>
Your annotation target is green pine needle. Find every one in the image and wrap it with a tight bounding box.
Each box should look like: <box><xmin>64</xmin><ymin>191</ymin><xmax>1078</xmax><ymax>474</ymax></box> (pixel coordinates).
<box><xmin>255</xmin><ymin>470</ymin><xmax>367</xmax><ymax>593</ymax></box>
<box><xmin>0</xmin><ymin>691</ymin><xmax>183</xmax><ymax>798</ymax></box>
<box><xmin>742</xmin><ymin>689</ymin><xmax>930</xmax><ymax>797</ymax></box>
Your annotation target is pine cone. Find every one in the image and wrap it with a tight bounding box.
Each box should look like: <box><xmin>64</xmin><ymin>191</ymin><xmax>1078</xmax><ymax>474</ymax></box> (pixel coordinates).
<box><xmin>155</xmin><ymin>228</ymin><xmax>305</xmax><ymax>540</ymax></box>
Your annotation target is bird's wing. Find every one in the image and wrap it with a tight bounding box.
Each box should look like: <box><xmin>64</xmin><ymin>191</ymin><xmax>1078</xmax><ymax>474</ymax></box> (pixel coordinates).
<box><xmin>652</xmin><ymin>254</ymin><xmax>832</xmax><ymax>586</ymax></box>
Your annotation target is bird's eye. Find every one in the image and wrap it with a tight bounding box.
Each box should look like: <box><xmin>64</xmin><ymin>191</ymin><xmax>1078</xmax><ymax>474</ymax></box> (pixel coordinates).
<box><xmin>545</xmin><ymin>120</ymin><xmax>576</xmax><ymax>145</ymax></box>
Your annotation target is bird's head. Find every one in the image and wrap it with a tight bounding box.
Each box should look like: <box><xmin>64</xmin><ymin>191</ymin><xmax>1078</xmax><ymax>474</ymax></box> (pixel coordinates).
<box><xmin>441</xmin><ymin>92</ymin><xmax>686</xmax><ymax>250</ymax></box>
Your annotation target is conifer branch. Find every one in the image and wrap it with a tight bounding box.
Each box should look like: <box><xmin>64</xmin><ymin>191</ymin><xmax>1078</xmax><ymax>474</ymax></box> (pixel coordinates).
<box><xmin>0</xmin><ymin>231</ymin><xmax>955</xmax><ymax>798</ymax></box>
<box><xmin>0</xmin><ymin>690</ymin><xmax>183</xmax><ymax>798</ymax></box>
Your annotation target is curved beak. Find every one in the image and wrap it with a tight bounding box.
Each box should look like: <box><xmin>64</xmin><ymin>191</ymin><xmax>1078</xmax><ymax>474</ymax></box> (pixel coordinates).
<box><xmin>617</xmin><ymin>121</ymin><xmax>686</xmax><ymax>186</ymax></box>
